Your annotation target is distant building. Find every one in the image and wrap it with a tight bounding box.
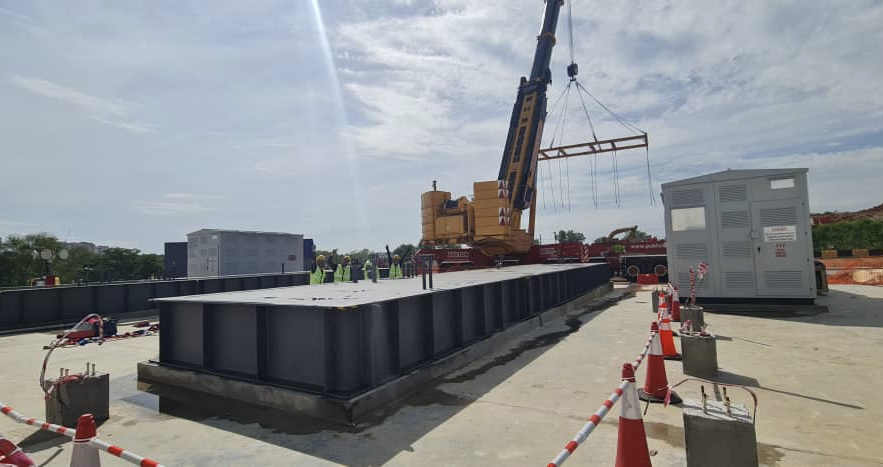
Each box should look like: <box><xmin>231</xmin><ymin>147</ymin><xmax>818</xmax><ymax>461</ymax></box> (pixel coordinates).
<box><xmin>186</xmin><ymin>229</ymin><xmax>304</xmax><ymax>278</ymax></box>
<box><xmin>60</xmin><ymin>241</ymin><xmax>111</xmax><ymax>255</ymax></box>
<box><xmin>163</xmin><ymin>242</ymin><xmax>188</xmax><ymax>278</ymax></box>
<box><xmin>303</xmin><ymin>238</ymin><xmax>315</xmax><ymax>268</ymax></box>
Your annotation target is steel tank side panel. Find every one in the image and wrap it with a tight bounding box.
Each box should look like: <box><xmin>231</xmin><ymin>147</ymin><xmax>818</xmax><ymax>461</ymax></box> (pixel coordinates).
<box><xmin>557</xmin><ymin>270</ymin><xmax>566</xmax><ymax>305</ymax></box>
<box><xmin>460</xmin><ymin>286</ymin><xmax>483</xmax><ymax>343</ymax></box>
<box><xmin>95</xmin><ymin>285</ymin><xmax>126</xmax><ymax>315</ymax></box>
<box><xmin>566</xmin><ymin>269</ymin><xmax>576</xmax><ymax>299</ymax></box>
<box><xmin>266</xmin><ymin>306</ymin><xmax>326</xmax><ymax>388</ymax></box>
<box><xmin>155</xmin><ymin>281</ymin><xmax>181</xmax><ymax>298</ymax></box>
<box><xmin>59</xmin><ymin>286</ymin><xmax>94</xmax><ymax>321</ymax></box>
<box><xmin>291</xmin><ymin>273</ymin><xmax>309</xmax><ymax>286</ymax></box>
<box><xmin>558</xmin><ymin>270</ymin><xmax>569</xmax><ymax>302</ymax></box>
<box><xmin>0</xmin><ymin>292</ymin><xmax>24</xmax><ymax>328</ymax></box>
<box><xmin>222</xmin><ymin>277</ymin><xmax>244</xmax><ymax>292</ymax></box>
<box><xmin>483</xmin><ymin>282</ymin><xmax>503</xmax><ymax>331</ymax></box>
<box><xmin>528</xmin><ymin>276</ymin><xmax>541</xmax><ymax>315</ymax></box>
<box><xmin>361</xmin><ymin>302</ymin><xmax>398</xmax><ymax>387</ymax></box>
<box><xmin>328</xmin><ymin>310</ymin><xmax>363</xmax><ymax>394</ymax></box>
<box><xmin>500</xmin><ymin>280</ymin><xmax>516</xmax><ymax>327</ymax></box>
<box><xmin>431</xmin><ymin>290</ymin><xmax>458</xmax><ymax>357</ymax></box>
<box><xmin>514</xmin><ymin>279</ymin><xmax>526</xmax><ymax>321</ymax></box>
<box><xmin>21</xmin><ymin>289</ymin><xmax>59</xmax><ymax>325</ymax></box>
<box><xmin>208</xmin><ymin>304</ymin><xmax>258</xmax><ymax>377</ymax></box>
<box><xmin>202</xmin><ymin>279</ymin><xmax>222</xmax><ymax>294</ymax></box>
<box><xmin>126</xmin><ymin>283</ymin><xmax>154</xmax><ymax>312</ymax></box>
<box><xmin>164</xmin><ymin>302</ymin><xmax>205</xmax><ymax>367</ymax></box>
<box><xmin>259</xmin><ymin>275</ymin><xmax>277</xmax><ymax>288</ymax></box>
<box><xmin>540</xmin><ymin>274</ymin><xmax>552</xmax><ymax>309</ymax></box>
<box><xmin>242</xmin><ymin>276</ymin><xmax>261</xmax><ymax>290</ymax></box>
<box><xmin>398</xmin><ymin>296</ymin><xmax>431</xmax><ymax>370</ymax></box>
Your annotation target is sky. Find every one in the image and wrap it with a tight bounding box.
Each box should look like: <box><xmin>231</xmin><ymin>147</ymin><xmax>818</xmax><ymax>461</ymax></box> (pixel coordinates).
<box><xmin>1</xmin><ymin>0</ymin><xmax>881</xmax><ymax>254</ymax></box>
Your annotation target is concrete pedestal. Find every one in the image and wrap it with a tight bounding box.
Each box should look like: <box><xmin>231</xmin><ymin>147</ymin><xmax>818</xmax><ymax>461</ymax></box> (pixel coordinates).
<box><xmin>44</xmin><ymin>373</ymin><xmax>110</xmax><ymax>428</ymax></box>
<box><xmin>681</xmin><ymin>333</ymin><xmax>718</xmax><ymax>379</ymax></box>
<box><xmin>681</xmin><ymin>305</ymin><xmax>705</xmax><ymax>330</ymax></box>
<box><xmin>683</xmin><ymin>398</ymin><xmax>758</xmax><ymax>467</ymax></box>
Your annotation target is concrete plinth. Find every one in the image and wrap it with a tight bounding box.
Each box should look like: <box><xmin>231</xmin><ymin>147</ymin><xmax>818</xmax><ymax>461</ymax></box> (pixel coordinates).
<box><xmin>44</xmin><ymin>373</ymin><xmax>110</xmax><ymax>428</ymax></box>
<box><xmin>681</xmin><ymin>305</ymin><xmax>705</xmax><ymax>330</ymax></box>
<box><xmin>683</xmin><ymin>398</ymin><xmax>759</xmax><ymax>467</ymax></box>
<box><xmin>681</xmin><ymin>333</ymin><xmax>718</xmax><ymax>378</ymax></box>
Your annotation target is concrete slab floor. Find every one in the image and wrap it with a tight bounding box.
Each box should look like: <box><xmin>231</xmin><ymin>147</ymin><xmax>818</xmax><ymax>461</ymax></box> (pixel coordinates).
<box><xmin>0</xmin><ymin>284</ymin><xmax>881</xmax><ymax>466</ymax></box>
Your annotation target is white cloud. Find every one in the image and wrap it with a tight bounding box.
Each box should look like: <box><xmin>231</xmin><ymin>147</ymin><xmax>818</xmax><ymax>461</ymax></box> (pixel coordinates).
<box><xmin>135</xmin><ymin>193</ymin><xmax>223</xmax><ymax>216</ymax></box>
<box><xmin>8</xmin><ymin>74</ymin><xmax>127</xmax><ymax>116</ymax></box>
<box><xmin>7</xmin><ymin>74</ymin><xmax>160</xmax><ymax>135</ymax></box>
<box><xmin>135</xmin><ymin>202</ymin><xmax>218</xmax><ymax>216</ymax></box>
<box><xmin>91</xmin><ymin>116</ymin><xmax>157</xmax><ymax>134</ymax></box>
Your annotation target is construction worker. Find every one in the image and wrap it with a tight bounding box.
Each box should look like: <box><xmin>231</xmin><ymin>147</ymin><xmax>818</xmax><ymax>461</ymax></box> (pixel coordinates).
<box><xmin>334</xmin><ymin>256</ymin><xmax>352</xmax><ymax>282</ymax></box>
<box><xmin>388</xmin><ymin>254</ymin><xmax>403</xmax><ymax>279</ymax></box>
<box><xmin>310</xmin><ymin>255</ymin><xmax>327</xmax><ymax>285</ymax></box>
<box><xmin>362</xmin><ymin>257</ymin><xmax>374</xmax><ymax>281</ymax></box>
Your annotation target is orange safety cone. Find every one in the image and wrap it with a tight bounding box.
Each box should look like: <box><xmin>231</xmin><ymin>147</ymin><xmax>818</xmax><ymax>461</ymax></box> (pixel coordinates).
<box><xmin>670</xmin><ymin>284</ymin><xmax>681</xmax><ymax>322</ymax></box>
<box><xmin>69</xmin><ymin>414</ymin><xmax>100</xmax><ymax>467</ymax></box>
<box><xmin>615</xmin><ymin>363</ymin><xmax>652</xmax><ymax>467</ymax></box>
<box><xmin>640</xmin><ymin>322</ymin><xmax>682</xmax><ymax>404</ymax></box>
<box><xmin>0</xmin><ymin>437</ymin><xmax>34</xmax><ymax>467</ymax></box>
<box><xmin>659</xmin><ymin>314</ymin><xmax>682</xmax><ymax>361</ymax></box>
<box><xmin>656</xmin><ymin>295</ymin><xmax>666</xmax><ymax>322</ymax></box>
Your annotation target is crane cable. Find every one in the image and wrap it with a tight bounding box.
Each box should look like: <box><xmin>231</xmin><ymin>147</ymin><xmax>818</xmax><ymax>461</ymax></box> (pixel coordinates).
<box><xmin>574</xmin><ymin>83</ymin><xmax>599</xmax><ymax>208</ymax></box>
<box><xmin>548</xmin><ymin>83</ymin><xmax>574</xmax><ymax>212</ymax></box>
<box><xmin>558</xmin><ymin>87</ymin><xmax>571</xmax><ymax>210</ymax></box>
<box><xmin>574</xmin><ymin>80</ymin><xmax>655</xmax><ymax>206</ymax></box>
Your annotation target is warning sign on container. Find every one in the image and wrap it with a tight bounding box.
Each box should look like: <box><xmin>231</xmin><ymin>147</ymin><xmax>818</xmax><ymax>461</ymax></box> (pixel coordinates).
<box><xmin>763</xmin><ymin>225</ymin><xmax>797</xmax><ymax>242</ymax></box>
<box><xmin>775</xmin><ymin>242</ymin><xmax>787</xmax><ymax>257</ymax></box>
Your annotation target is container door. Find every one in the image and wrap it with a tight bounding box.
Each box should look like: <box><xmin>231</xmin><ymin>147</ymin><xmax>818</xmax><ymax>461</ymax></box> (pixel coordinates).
<box><xmin>715</xmin><ymin>183</ymin><xmax>758</xmax><ymax>297</ymax></box>
<box><xmin>751</xmin><ymin>200</ymin><xmax>808</xmax><ymax>297</ymax></box>
<box><xmin>666</xmin><ymin>185</ymin><xmax>715</xmax><ymax>296</ymax></box>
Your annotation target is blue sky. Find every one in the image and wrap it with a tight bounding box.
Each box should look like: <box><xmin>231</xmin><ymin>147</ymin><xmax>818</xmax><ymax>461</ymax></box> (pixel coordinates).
<box><xmin>1</xmin><ymin>0</ymin><xmax>881</xmax><ymax>254</ymax></box>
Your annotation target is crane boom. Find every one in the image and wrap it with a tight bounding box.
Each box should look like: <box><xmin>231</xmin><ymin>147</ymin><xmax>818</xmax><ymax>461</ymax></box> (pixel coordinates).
<box><xmin>499</xmin><ymin>0</ymin><xmax>564</xmax><ymax>215</ymax></box>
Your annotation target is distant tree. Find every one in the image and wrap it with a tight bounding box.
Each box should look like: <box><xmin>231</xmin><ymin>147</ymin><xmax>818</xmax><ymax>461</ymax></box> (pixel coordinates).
<box><xmin>392</xmin><ymin>243</ymin><xmax>416</xmax><ymax>260</ymax></box>
<box><xmin>812</xmin><ymin>220</ymin><xmax>883</xmax><ymax>250</ymax></box>
<box><xmin>137</xmin><ymin>254</ymin><xmax>165</xmax><ymax>279</ymax></box>
<box><xmin>313</xmin><ymin>249</ymin><xmax>337</xmax><ymax>260</ymax></box>
<box><xmin>345</xmin><ymin>248</ymin><xmax>372</xmax><ymax>263</ymax></box>
<box><xmin>0</xmin><ymin>234</ymin><xmax>167</xmax><ymax>286</ymax></box>
<box><xmin>0</xmin><ymin>233</ymin><xmax>63</xmax><ymax>286</ymax></box>
<box><xmin>554</xmin><ymin>230</ymin><xmax>586</xmax><ymax>243</ymax></box>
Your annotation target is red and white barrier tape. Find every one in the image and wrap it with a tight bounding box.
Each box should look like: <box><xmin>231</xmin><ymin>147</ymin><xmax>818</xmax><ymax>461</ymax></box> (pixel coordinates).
<box><xmin>546</xmin><ymin>331</ymin><xmax>657</xmax><ymax>467</ymax></box>
<box><xmin>88</xmin><ymin>437</ymin><xmax>163</xmax><ymax>467</ymax></box>
<box><xmin>631</xmin><ymin>332</ymin><xmax>656</xmax><ymax>371</ymax></box>
<box><xmin>0</xmin><ymin>403</ymin><xmax>75</xmax><ymax>438</ymax></box>
<box><xmin>1</xmin><ymin>402</ymin><xmax>165</xmax><ymax>467</ymax></box>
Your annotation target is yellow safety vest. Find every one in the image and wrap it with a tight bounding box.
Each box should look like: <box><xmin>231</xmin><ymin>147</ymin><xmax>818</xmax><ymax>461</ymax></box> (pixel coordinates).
<box><xmin>390</xmin><ymin>263</ymin><xmax>403</xmax><ymax>279</ymax></box>
<box><xmin>334</xmin><ymin>264</ymin><xmax>351</xmax><ymax>282</ymax></box>
<box><xmin>310</xmin><ymin>265</ymin><xmax>326</xmax><ymax>284</ymax></box>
